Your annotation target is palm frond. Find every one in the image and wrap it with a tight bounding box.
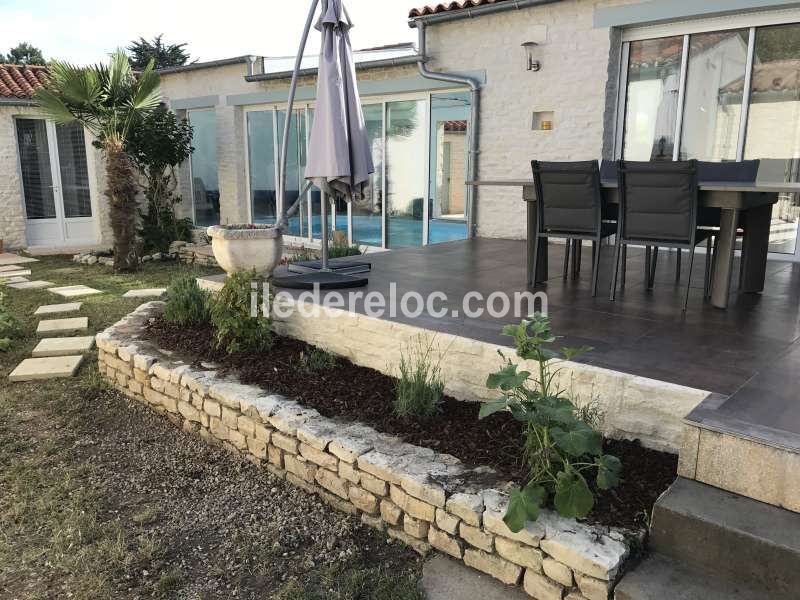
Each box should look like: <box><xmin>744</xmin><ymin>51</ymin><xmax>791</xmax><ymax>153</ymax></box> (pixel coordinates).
<box><xmin>106</xmin><ymin>49</ymin><xmax>134</xmax><ymax>102</ymax></box>
<box><xmin>128</xmin><ymin>60</ymin><xmax>161</xmax><ymax>111</ymax></box>
<box><xmin>33</xmin><ymin>86</ymin><xmax>78</xmax><ymax>125</ymax></box>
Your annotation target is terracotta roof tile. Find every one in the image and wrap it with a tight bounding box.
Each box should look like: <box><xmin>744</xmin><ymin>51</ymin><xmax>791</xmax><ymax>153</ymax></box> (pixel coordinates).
<box><xmin>409</xmin><ymin>0</ymin><xmax>510</xmax><ymax>18</ymax></box>
<box><xmin>0</xmin><ymin>64</ymin><xmax>47</xmax><ymax>100</ymax></box>
<box><xmin>443</xmin><ymin>119</ymin><xmax>467</xmax><ymax>132</ymax></box>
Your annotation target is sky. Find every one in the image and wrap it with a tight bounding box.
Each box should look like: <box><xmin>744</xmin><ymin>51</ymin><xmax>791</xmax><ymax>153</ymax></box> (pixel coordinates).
<box><xmin>0</xmin><ymin>0</ymin><xmax>419</xmax><ymax>65</ymax></box>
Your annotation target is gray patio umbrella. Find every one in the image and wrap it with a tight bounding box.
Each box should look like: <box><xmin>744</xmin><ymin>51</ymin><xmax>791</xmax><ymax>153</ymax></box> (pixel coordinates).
<box><xmin>273</xmin><ymin>0</ymin><xmax>374</xmax><ymax>288</ymax></box>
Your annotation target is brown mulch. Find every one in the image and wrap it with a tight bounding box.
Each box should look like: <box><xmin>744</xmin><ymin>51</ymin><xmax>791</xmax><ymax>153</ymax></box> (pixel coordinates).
<box><xmin>145</xmin><ymin>318</ymin><xmax>678</xmax><ymax>530</ymax></box>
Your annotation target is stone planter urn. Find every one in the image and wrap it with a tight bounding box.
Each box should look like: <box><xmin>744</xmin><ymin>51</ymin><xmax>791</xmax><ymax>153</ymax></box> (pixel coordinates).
<box><xmin>207</xmin><ymin>224</ymin><xmax>283</xmax><ymax>276</ymax></box>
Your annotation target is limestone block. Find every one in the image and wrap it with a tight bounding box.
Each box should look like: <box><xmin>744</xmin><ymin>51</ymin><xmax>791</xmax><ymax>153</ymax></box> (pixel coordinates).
<box><xmin>483</xmin><ymin>489</ymin><xmax>544</xmax><ymax>547</ymax></box>
<box><xmin>575</xmin><ymin>572</ymin><xmax>612</xmax><ymax>600</ymax></box>
<box><xmin>380</xmin><ymin>499</ymin><xmax>403</xmax><ymax>526</ymax></box>
<box><xmin>459</xmin><ymin>522</ymin><xmax>494</xmax><ymax>552</ymax></box>
<box><xmin>523</xmin><ymin>570</ymin><xmax>565</xmax><ymax>600</ymax></box>
<box><xmin>495</xmin><ymin>537</ymin><xmax>544</xmax><ymax>572</ymax></box>
<box><xmin>338</xmin><ymin>461</ymin><xmax>361</xmax><ymax>484</ymax></box>
<box><xmin>272</xmin><ymin>432</ymin><xmax>299</xmax><ymax>454</ymax></box>
<box><xmin>428</xmin><ymin>525</ymin><xmax>464</xmax><ymax>559</ymax></box>
<box><xmin>285</xmin><ymin>454</ymin><xmax>317</xmax><ymax>483</ymax></box>
<box><xmin>390</xmin><ymin>485</ymin><xmax>435</xmax><ymax>522</ymax></box>
<box><xmin>539</xmin><ymin>515</ymin><xmax>627</xmax><ymax>581</ymax></box>
<box><xmin>299</xmin><ymin>443</ymin><xmax>338</xmax><ymax>470</ymax></box>
<box><xmin>543</xmin><ymin>557</ymin><xmax>573</xmax><ymax>587</ymax></box>
<box><xmin>446</xmin><ymin>492</ymin><xmax>485</xmax><ymax>527</ymax></box>
<box><xmin>435</xmin><ymin>508</ymin><xmax>460</xmax><ymax>535</ymax></box>
<box><xmin>316</xmin><ymin>468</ymin><xmax>349</xmax><ymax>499</ymax></box>
<box><xmin>349</xmin><ymin>486</ymin><xmax>379</xmax><ymax>514</ymax></box>
<box><xmin>403</xmin><ymin>513</ymin><xmax>430</xmax><ymax>539</ymax></box>
<box><xmin>463</xmin><ymin>549</ymin><xmax>522</xmax><ymax>586</ymax></box>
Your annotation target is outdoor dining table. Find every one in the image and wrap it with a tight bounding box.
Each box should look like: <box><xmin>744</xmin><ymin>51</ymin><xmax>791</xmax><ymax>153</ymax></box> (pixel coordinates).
<box><xmin>466</xmin><ymin>179</ymin><xmax>799</xmax><ymax>309</ymax></box>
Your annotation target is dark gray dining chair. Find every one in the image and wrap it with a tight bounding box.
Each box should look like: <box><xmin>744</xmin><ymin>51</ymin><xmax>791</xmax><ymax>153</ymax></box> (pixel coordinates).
<box><xmin>531</xmin><ymin>160</ymin><xmax>616</xmax><ymax>296</ymax></box>
<box><xmin>610</xmin><ymin>159</ymin><xmax>714</xmax><ymax>311</ymax></box>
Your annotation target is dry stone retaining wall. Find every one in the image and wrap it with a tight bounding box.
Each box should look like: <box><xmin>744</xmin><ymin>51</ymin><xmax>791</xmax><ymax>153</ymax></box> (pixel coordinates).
<box><xmin>97</xmin><ymin>302</ymin><xmax>633</xmax><ymax>600</ymax></box>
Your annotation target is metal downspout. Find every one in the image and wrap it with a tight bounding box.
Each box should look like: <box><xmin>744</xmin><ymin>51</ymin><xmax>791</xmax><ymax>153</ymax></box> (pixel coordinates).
<box><xmin>415</xmin><ymin>22</ymin><xmax>481</xmax><ymax>238</ymax></box>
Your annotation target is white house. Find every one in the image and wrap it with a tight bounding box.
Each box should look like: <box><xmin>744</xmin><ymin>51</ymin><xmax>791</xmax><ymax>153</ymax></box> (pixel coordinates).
<box><xmin>4</xmin><ymin>0</ymin><xmax>800</xmax><ymax>262</ymax></box>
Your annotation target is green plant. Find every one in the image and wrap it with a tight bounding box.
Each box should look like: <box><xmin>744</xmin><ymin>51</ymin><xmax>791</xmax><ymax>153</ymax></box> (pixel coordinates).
<box><xmin>479</xmin><ymin>315</ymin><xmax>621</xmax><ymax>530</ymax></box>
<box><xmin>209</xmin><ymin>271</ymin><xmax>272</xmax><ymax>354</ymax></box>
<box><xmin>35</xmin><ymin>50</ymin><xmax>161</xmax><ymax>272</ymax></box>
<box><xmin>0</xmin><ymin>292</ymin><xmax>16</xmax><ymax>351</ymax></box>
<box><xmin>292</xmin><ymin>347</ymin><xmax>337</xmax><ymax>374</ymax></box>
<box><xmin>394</xmin><ymin>336</ymin><xmax>445</xmax><ymax>420</ymax></box>
<box><xmin>127</xmin><ymin>105</ymin><xmax>194</xmax><ymax>254</ymax></box>
<box><xmin>128</xmin><ymin>35</ymin><xmax>190</xmax><ymax>70</ymax></box>
<box><xmin>328</xmin><ymin>243</ymin><xmax>361</xmax><ymax>259</ymax></box>
<box><xmin>163</xmin><ymin>274</ymin><xmax>210</xmax><ymax>326</ymax></box>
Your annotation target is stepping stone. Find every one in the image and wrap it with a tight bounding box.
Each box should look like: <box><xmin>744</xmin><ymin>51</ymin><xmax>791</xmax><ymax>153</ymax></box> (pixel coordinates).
<box><xmin>32</xmin><ymin>336</ymin><xmax>95</xmax><ymax>357</ymax></box>
<box><xmin>2</xmin><ymin>276</ymin><xmax>29</xmax><ymax>285</ymax></box>
<box><xmin>122</xmin><ymin>288</ymin><xmax>167</xmax><ymax>298</ymax></box>
<box><xmin>34</xmin><ymin>302</ymin><xmax>83</xmax><ymax>316</ymax></box>
<box><xmin>0</xmin><ymin>265</ymin><xmax>24</xmax><ymax>272</ymax></box>
<box><xmin>0</xmin><ymin>253</ymin><xmax>38</xmax><ymax>266</ymax></box>
<box><xmin>36</xmin><ymin>317</ymin><xmax>89</xmax><ymax>336</ymax></box>
<box><xmin>0</xmin><ymin>269</ymin><xmax>31</xmax><ymax>277</ymax></box>
<box><xmin>48</xmin><ymin>285</ymin><xmax>103</xmax><ymax>298</ymax></box>
<box><xmin>8</xmin><ymin>280</ymin><xmax>53</xmax><ymax>290</ymax></box>
<box><xmin>9</xmin><ymin>355</ymin><xmax>83</xmax><ymax>382</ymax></box>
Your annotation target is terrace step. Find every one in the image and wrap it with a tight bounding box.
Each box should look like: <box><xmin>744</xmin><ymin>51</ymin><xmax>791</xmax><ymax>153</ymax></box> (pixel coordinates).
<box><xmin>614</xmin><ymin>554</ymin><xmax>785</xmax><ymax>600</ymax></box>
<box><xmin>645</xmin><ymin>477</ymin><xmax>800</xmax><ymax>597</ymax></box>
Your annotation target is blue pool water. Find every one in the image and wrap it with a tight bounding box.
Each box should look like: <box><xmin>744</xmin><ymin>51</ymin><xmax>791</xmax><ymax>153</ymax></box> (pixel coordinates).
<box><xmin>281</xmin><ymin>216</ymin><xmax>467</xmax><ymax>247</ymax></box>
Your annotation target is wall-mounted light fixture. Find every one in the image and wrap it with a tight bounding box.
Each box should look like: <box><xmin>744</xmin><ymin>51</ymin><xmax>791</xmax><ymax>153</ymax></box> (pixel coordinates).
<box><xmin>521</xmin><ymin>41</ymin><xmax>541</xmax><ymax>72</ymax></box>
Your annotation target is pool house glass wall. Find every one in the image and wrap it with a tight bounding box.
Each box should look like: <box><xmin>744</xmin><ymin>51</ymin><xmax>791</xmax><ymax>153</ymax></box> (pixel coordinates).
<box><xmin>241</xmin><ymin>90</ymin><xmax>471</xmax><ymax>248</ymax></box>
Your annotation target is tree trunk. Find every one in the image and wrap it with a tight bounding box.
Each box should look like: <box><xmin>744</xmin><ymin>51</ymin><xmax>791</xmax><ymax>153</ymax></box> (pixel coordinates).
<box><xmin>104</xmin><ymin>142</ymin><xmax>139</xmax><ymax>272</ymax></box>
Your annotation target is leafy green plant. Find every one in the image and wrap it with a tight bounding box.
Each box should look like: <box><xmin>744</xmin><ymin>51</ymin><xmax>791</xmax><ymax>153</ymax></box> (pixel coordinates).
<box><xmin>394</xmin><ymin>336</ymin><xmax>445</xmax><ymax>420</ymax></box>
<box><xmin>0</xmin><ymin>292</ymin><xmax>16</xmax><ymax>351</ymax></box>
<box><xmin>291</xmin><ymin>347</ymin><xmax>337</xmax><ymax>374</ymax></box>
<box><xmin>163</xmin><ymin>274</ymin><xmax>210</xmax><ymax>326</ymax></box>
<box><xmin>209</xmin><ymin>271</ymin><xmax>272</xmax><ymax>354</ymax></box>
<box><xmin>479</xmin><ymin>315</ymin><xmax>621</xmax><ymax>530</ymax></box>
<box><xmin>328</xmin><ymin>243</ymin><xmax>361</xmax><ymax>259</ymax></box>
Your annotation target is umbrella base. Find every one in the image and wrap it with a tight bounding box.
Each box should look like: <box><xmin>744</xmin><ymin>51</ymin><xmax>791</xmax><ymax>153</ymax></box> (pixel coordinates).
<box><xmin>272</xmin><ymin>270</ymin><xmax>369</xmax><ymax>289</ymax></box>
<box><xmin>288</xmin><ymin>259</ymin><xmax>371</xmax><ymax>275</ymax></box>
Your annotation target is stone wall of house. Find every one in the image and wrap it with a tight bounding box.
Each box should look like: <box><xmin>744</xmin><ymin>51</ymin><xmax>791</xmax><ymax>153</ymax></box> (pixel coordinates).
<box><xmin>0</xmin><ymin>105</ymin><xmax>31</xmax><ymax>249</ymax></box>
<box><xmin>97</xmin><ymin>301</ymin><xmax>633</xmax><ymax>600</ymax></box>
<box><xmin>423</xmin><ymin>0</ymin><xmax>632</xmax><ymax>239</ymax></box>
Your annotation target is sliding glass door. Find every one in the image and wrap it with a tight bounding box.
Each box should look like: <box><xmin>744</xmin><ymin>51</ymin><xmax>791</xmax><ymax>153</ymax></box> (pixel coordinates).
<box><xmin>619</xmin><ymin>21</ymin><xmax>800</xmax><ymax>258</ymax></box>
<box><xmin>188</xmin><ymin>110</ymin><xmax>220</xmax><ymax>227</ymax></box>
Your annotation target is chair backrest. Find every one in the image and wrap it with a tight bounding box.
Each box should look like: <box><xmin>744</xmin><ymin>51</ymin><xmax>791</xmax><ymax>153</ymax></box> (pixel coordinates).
<box><xmin>531</xmin><ymin>160</ymin><xmax>602</xmax><ymax>235</ymax></box>
<box><xmin>600</xmin><ymin>159</ymin><xmax>618</xmax><ymax>183</ymax></box>
<box><xmin>618</xmin><ymin>159</ymin><xmax>698</xmax><ymax>245</ymax></box>
<box><xmin>698</xmin><ymin>159</ymin><xmax>760</xmax><ymax>183</ymax></box>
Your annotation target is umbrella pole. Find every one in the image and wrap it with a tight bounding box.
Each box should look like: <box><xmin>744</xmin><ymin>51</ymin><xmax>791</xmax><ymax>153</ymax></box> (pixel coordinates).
<box><xmin>320</xmin><ymin>191</ymin><xmax>329</xmax><ymax>271</ymax></box>
<box><xmin>277</xmin><ymin>0</ymin><xmax>319</xmax><ymax>229</ymax></box>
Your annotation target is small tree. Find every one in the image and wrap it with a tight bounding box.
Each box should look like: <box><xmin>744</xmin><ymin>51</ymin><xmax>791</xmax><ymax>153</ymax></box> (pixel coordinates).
<box><xmin>3</xmin><ymin>42</ymin><xmax>45</xmax><ymax>65</ymax></box>
<box><xmin>128</xmin><ymin>35</ymin><xmax>190</xmax><ymax>70</ymax></box>
<box><xmin>126</xmin><ymin>105</ymin><xmax>194</xmax><ymax>253</ymax></box>
<box><xmin>35</xmin><ymin>50</ymin><xmax>160</xmax><ymax>271</ymax></box>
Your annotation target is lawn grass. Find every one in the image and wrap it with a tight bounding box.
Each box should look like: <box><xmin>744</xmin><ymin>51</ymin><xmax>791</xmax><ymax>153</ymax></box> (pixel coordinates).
<box><xmin>0</xmin><ymin>255</ymin><xmax>423</xmax><ymax>599</ymax></box>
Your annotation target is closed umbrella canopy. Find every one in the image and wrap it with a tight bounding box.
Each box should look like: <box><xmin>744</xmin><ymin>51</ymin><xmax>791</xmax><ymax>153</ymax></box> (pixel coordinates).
<box><xmin>305</xmin><ymin>0</ymin><xmax>374</xmax><ymax>199</ymax></box>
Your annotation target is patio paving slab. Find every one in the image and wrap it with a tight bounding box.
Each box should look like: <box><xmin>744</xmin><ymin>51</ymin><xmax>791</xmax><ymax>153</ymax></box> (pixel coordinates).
<box><xmin>0</xmin><ymin>265</ymin><xmax>26</xmax><ymax>272</ymax></box>
<box><xmin>32</xmin><ymin>336</ymin><xmax>95</xmax><ymax>357</ymax></box>
<box><xmin>8</xmin><ymin>355</ymin><xmax>83</xmax><ymax>382</ymax></box>
<box><xmin>1</xmin><ymin>277</ymin><xmax>29</xmax><ymax>285</ymax></box>
<box><xmin>34</xmin><ymin>302</ymin><xmax>83</xmax><ymax>316</ymax></box>
<box><xmin>48</xmin><ymin>285</ymin><xmax>103</xmax><ymax>298</ymax></box>
<box><xmin>36</xmin><ymin>317</ymin><xmax>89</xmax><ymax>336</ymax></box>
<box><xmin>122</xmin><ymin>288</ymin><xmax>166</xmax><ymax>298</ymax></box>
<box><xmin>0</xmin><ymin>253</ymin><xmax>38</xmax><ymax>266</ymax></box>
<box><xmin>0</xmin><ymin>269</ymin><xmax>31</xmax><ymax>278</ymax></box>
<box><xmin>8</xmin><ymin>280</ymin><xmax>54</xmax><ymax>290</ymax></box>
<box><xmin>421</xmin><ymin>555</ymin><xmax>529</xmax><ymax>600</ymax></box>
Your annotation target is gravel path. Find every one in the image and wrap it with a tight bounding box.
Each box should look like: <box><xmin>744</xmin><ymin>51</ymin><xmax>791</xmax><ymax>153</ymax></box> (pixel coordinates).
<box><xmin>0</xmin><ymin>376</ymin><xmax>423</xmax><ymax>599</ymax></box>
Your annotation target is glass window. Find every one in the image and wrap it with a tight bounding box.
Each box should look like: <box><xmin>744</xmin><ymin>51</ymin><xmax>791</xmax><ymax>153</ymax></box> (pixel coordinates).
<box><xmin>623</xmin><ymin>36</ymin><xmax>684</xmax><ymax>160</ymax></box>
<box><xmin>745</xmin><ymin>23</ymin><xmax>800</xmax><ymax>254</ymax></box>
<box><xmin>429</xmin><ymin>92</ymin><xmax>470</xmax><ymax>243</ymax></box>
<box><xmin>386</xmin><ymin>100</ymin><xmax>426</xmax><ymax>248</ymax></box>
<box><xmin>679</xmin><ymin>30</ymin><xmax>749</xmax><ymax>161</ymax></box>
<box><xmin>15</xmin><ymin>118</ymin><xmax>56</xmax><ymax>219</ymax></box>
<box><xmin>188</xmin><ymin>110</ymin><xmax>220</xmax><ymax>227</ymax></box>
<box><xmin>278</xmin><ymin>109</ymin><xmax>308</xmax><ymax>236</ymax></box>
<box><xmin>247</xmin><ymin>110</ymin><xmax>277</xmax><ymax>224</ymax></box>
<box><xmin>55</xmin><ymin>122</ymin><xmax>92</xmax><ymax>218</ymax></box>
<box><xmin>352</xmin><ymin>103</ymin><xmax>384</xmax><ymax>246</ymax></box>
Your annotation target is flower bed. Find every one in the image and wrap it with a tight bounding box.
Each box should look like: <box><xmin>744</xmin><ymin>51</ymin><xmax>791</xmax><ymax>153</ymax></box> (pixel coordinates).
<box><xmin>97</xmin><ymin>302</ymin><xmax>659</xmax><ymax>600</ymax></box>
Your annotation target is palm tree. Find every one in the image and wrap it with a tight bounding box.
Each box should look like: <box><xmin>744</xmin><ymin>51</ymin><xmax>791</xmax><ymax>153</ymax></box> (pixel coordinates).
<box><xmin>35</xmin><ymin>49</ymin><xmax>160</xmax><ymax>271</ymax></box>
